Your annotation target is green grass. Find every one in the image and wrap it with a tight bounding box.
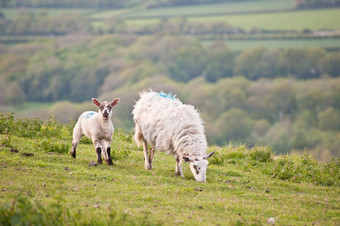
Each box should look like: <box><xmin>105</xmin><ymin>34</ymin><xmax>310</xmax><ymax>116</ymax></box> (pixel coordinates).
<box><xmin>125</xmin><ymin>8</ymin><xmax>340</xmax><ymax>31</ymax></box>
<box><xmin>189</xmin><ymin>8</ymin><xmax>340</xmax><ymax>31</ymax></box>
<box><xmin>202</xmin><ymin>38</ymin><xmax>340</xmax><ymax>51</ymax></box>
<box><xmin>0</xmin><ymin>116</ymin><xmax>339</xmax><ymax>225</ymax></box>
<box><xmin>123</xmin><ymin>0</ymin><xmax>295</xmax><ymax>19</ymax></box>
<box><xmin>0</xmin><ymin>8</ymin><xmax>95</xmax><ymax>19</ymax></box>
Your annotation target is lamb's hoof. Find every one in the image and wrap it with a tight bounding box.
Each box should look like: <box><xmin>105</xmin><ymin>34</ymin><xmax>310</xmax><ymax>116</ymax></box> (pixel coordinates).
<box><xmin>97</xmin><ymin>159</ymin><xmax>103</xmax><ymax>165</ymax></box>
<box><xmin>89</xmin><ymin>161</ymin><xmax>97</xmax><ymax>167</ymax></box>
<box><xmin>106</xmin><ymin>158</ymin><xmax>113</xmax><ymax>165</ymax></box>
<box><xmin>145</xmin><ymin>165</ymin><xmax>152</xmax><ymax>170</ymax></box>
<box><xmin>70</xmin><ymin>152</ymin><xmax>76</xmax><ymax>158</ymax></box>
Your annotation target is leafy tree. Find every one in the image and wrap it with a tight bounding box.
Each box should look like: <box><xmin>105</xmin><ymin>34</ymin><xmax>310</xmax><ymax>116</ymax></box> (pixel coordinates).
<box><xmin>214</xmin><ymin>108</ymin><xmax>253</xmax><ymax>145</ymax></box>
<box><xmin>233</xmin><ymin>47</ymin><xmax>266</xmax><ymax>79</ymax></box>
<box><xmin>4</xmin><ymin>82</ymin><xmax>25</xmax><ymax>105</ymax></box>
<box><xmin>319</xmin><ymin>52</ymin><xmax>340</xmax><ymax>77</ymax></box>
<box><xmin>205</xmin><ymin>41</ymin><xmax>234</xmax><ymax>82</ymax></box>
<box><xmin>318</xmin><ymin>107</ymin><xmax>340</xmax><ymax>130</ymax></box>
<box><xmin>172</xmin><ymin>41</ymin><xmax>206</xmax><ymax>82</ymax></box>
<box><xmin>254</xmin><ymin>119</ymin><xmax>271</xmax><ymax>137</ymax></box>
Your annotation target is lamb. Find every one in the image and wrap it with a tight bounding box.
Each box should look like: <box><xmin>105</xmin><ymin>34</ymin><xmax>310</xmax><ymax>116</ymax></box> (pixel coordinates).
<box><xmin>71</xmin><ymin>98</ymin><xmax>119</xmax><ymax>165</ymax></box>
<box><xmin>132</xmin><ymin>91</ymin><xmax>215</xmax><ymax>182</ymax></box>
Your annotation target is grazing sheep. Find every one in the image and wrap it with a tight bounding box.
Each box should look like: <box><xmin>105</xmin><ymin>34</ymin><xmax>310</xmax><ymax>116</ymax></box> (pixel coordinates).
<box><xmin>132</xmin><ymin>91</ymin><xmax>214</xmax><ymax>182</ymax></box>
<box><xmin>71</xmin><ymin>98</ymin><xmax>119</xmax><ymax>165</ymax></box>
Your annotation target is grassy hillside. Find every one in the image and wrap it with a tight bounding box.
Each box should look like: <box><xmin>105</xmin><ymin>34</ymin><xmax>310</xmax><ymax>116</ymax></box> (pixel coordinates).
<box><xmin>0</xmin><ymin>115</ymin><xmax>339</xmax><ymax>225</ymax></box>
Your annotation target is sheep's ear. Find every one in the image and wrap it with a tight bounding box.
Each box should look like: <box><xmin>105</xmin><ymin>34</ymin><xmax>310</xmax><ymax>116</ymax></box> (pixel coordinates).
<box><xmin>111</xmin><ymin>98</ymin><xmax>120</xmax><ymax>107</ymax></box>
<box><xmin>92</xmin><ymin>98</ymin><xmax>101</xmax><ymax>107</ymax></box>
<box><xmin>204</xmin><ymin>151</ymin><xmax>215</xmax><ymax>160</ymax></box>
<box><xmin>183</xmin><ymin>156</ymin><xmax>194</xmax><ymax>163</ymax></box>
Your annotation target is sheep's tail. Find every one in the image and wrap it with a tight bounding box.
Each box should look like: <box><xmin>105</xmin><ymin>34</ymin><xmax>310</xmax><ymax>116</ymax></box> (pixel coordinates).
<box><xmin>134</xmin><ymin>123</ymin><xmax>143</xmax><ymax>147</ymax></box>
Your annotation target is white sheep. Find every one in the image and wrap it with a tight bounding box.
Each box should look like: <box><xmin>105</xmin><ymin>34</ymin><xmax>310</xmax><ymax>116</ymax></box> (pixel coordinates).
<box><xmin>132</xmin><ymin>91</ymin><xmax>214</xmax><ymax>182</ymax></box>
<box><xmin>71</xmin><ymin>98</ymin><xmax>119</xmax><ymax>165</ymax></box>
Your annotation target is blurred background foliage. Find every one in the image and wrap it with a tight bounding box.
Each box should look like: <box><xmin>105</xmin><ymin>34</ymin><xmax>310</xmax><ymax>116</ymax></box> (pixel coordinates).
<box><xmin>0</xmin><ymin>0</ymin><xmax>340</xmax><ymax>161</ymax></box>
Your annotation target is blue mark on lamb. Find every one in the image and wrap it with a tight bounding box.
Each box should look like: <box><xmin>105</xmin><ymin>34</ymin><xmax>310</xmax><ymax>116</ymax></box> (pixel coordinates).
<box><xmin>85</xmin><ymin>112</ymin><xmax>97</xmax><ymax>119</ymax></box>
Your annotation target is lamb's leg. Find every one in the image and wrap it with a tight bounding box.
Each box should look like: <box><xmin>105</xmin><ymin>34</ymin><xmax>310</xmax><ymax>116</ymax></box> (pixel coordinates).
<box><xmin>142</xmin><ymin>138</ymin><xmax>151</xmax><ymax>170</ymax></box>
<box><xmin>96</xmin><ymin>147</ymin><xmax>103</xmax><ymax>164</ymax></box>
<box><xmin>106</xmin><ymin>143</ymin><xmax>113</xmax><ymax>165</ymax></box>
<box><xmin>175</xmin><ymin>156</ymin><xmax>184</xmax><ymax>177</ymax></box>
<box><xmin>71</xmin><ymin>123</ymin><xmax>82</xmax><ymax>158</ymax></box>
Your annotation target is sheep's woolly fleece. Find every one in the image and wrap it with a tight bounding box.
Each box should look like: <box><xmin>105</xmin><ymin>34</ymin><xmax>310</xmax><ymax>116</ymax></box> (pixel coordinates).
<box><xmin>132</xmin><ymin>91</ymin><xmax>207</xmax><ymax>157</ymax></box>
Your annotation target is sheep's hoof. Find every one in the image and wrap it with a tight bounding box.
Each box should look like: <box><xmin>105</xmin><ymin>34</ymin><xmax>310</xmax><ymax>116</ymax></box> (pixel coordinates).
<box><xmin>70</xmin><ymin>152</ymin><xmax>76</xmax><ymax>158</ymax></box>
<box><xmin>145</xmin><ymin>165</ymin><xmax>152</xmax><ymax>170</ymax></box>
<box><xmin>175</xmin><ymin>172</ymin><xmax>185</xmax><ymax>177</ymax></box>
<box><xmin>97</xmin><ymin>159</ymin><xmax>103</xmax><ymax>165</ymax></box>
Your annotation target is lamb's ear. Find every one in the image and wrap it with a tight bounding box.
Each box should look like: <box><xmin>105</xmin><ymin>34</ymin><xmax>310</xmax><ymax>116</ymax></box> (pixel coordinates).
<box><xmin>204</xmin><ymin>151</ymin><xmax>215</xmax><ymax>159</ymax></box>
<box><xmin>183</xmin><ymin>156</ymin><xmax>194</xmax><ymax>163</ymax></box>
<box><xmin>92</xmin><ymin>98</ymin><xmax>101</xmax><ymax>107</ymax></box>
<box><xmin>111</xmin><ymin>98</ymin><xmax>120</xmax><ymax>107</ymax></box>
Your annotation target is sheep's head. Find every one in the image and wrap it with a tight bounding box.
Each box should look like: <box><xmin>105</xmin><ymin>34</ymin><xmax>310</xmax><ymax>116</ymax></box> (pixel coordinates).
<box><xmin>92</xmin><ymin>98</ymin><xmax>120</xmax><ymax>120</ymax></box>
<box><xmin>183</xmin><ymin>151</ymin><xmax>215</xmax><ymax>182</ymax></box>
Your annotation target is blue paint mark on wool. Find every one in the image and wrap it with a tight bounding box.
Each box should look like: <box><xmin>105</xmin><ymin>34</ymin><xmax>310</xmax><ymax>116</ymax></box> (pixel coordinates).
<box><xmin>85</xmin><ymin>112</ymin><xmax>96</xmax><ymax>119</ymax></box>
<box><xmin>156</xmin><ymin>92</ymin><xmax>176</xmax><ymax>100</ymax></box>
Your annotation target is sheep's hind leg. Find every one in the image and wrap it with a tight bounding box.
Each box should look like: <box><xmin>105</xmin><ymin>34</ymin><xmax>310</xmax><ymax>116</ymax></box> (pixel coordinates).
<box><xmin>142</xmin><ymin>138</ymin><xmax>151</xmax><ymax>170</ymax></box>
<box><xmin>149</xmin><ymin>147</ymin><xmax>155</xmax><ymax>169</ymax></box>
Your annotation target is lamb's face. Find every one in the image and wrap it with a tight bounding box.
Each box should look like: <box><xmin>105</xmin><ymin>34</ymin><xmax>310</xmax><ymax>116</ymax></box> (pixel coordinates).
<box><xmin>183</xmin><ymin>151</ymin><xmax>215</xmax><ymax>182</ymax></box>
<box><xmin>92</xmin><ymin>98</ymin><xmax>120</xmax><ymax>120</ymax></box>
<box><xmin>99</xmin><ymin>101</ymin><xmax>112</xmax><ymax>120</ymax></box>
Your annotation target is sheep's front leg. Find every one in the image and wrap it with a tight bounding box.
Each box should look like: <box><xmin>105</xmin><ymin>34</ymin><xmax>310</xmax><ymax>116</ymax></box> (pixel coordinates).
<box><xmin>142</xmin><ymin>138</ymin><xmax>151</xmax><ymax>170</ymax></box>
<box><xmin>106</xmin><ymin>141</ymin><xmax>113</xmax><ymax>165</ymax></box>
<box><xmin>149</xmin><ymin>147</ymin><xmax>155</xmax><ymax>168</ymax></box>
<box><xmin>175</xmin><ymin>156</ymin><xmax>184</xmax><ymax>177</ymax></box>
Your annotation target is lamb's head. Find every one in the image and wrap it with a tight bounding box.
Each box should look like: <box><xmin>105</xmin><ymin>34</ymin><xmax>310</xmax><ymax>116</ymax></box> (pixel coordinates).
<box><xmin>92</xmin><ymin>98</ymin><xmax>120</xmax><ymax>120</ymax></box>
<box><xmin>183</xmin><ymin>151</ymin><xmax>215</xmax><ymax>182</ymax></box>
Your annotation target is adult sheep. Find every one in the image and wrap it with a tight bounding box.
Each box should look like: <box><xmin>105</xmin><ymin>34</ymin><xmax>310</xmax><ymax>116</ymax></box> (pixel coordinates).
<box><xmin>132</xmin><ymin>91</ymin><xmax>214</xmax><ymax>182</ymax></box>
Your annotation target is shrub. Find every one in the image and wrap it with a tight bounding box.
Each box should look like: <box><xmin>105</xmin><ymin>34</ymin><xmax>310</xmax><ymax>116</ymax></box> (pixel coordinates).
<box><xmin>0</xmin><ymin>113</ymin><xmax>63</xmax><ymax>139</ymax></box>
<box><xmin>271</xmin><ymin>154</ymin><xmax>339</xmax><ymax>186</ymax></box>
<box><xmin>249</xmin><ymin>146</ymin><xmax>272</xmax><ymax>163</ymax></box>
<box><xmin>0</xmin><ymin>135</ymin><xmax>12</xmax><ymax>148</ymax></box>
<box><xmin>0</xmin><ymin>197</ymin><xmax>161</xmax><ymax>226</ymax></box>
<box><xmin>34</xmin><ymin>138</ymin><xmax>70</xmax><ymax>154</ymax></box>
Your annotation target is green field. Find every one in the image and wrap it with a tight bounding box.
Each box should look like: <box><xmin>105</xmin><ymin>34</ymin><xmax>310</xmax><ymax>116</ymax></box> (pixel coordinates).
<box><xmin>0</xmin><ymin>8</ymin><xmax>95</xmax><ymax>19</ymax></box>
<box><xmin>190</xmin><ymin>8</ymin><xmax>340</xmax><ymax>31</ymax></box>
<box><xmin>202</xmin><ymin>38</ymin><xmax>340</xmax><ymax>51</ymax></box>
<box><xmin>123</xmin><ymin>0</ymin><xmax>295</xmax><ymax>19</ymax></box>
<box><xmin>125</xmin><ymin>8</ymin><xmax>340</xmax><ymax>31</ymax></box>
<box><xmin>0</xmin><ymin>115</ymin><xmax>339</xmax><ymax>225</ymax></box>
